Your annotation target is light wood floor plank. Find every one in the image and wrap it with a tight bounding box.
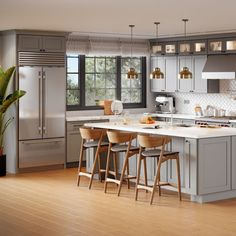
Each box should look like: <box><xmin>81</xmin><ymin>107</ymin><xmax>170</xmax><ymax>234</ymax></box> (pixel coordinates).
<box><xmin>0</xmin><ymin>168</ymin><xmax>236</xmax><ymax>236</ymax></box>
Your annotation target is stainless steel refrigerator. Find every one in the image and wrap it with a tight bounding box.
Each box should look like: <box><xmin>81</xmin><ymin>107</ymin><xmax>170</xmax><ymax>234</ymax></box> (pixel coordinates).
<box><xmin>18</xmin><ymin>66</ymin><xmax>65</xmax><ymax>168</ymax></box>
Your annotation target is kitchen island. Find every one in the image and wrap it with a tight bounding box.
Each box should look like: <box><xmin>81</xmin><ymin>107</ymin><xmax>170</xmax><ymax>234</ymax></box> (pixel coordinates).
<box><xmin>85</xmin><ymin>121</ymin><xmax>236</xmax><ymax>203</ymax></box>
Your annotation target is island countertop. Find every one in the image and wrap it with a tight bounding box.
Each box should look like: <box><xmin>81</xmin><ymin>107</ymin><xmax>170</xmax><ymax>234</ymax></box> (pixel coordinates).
<box><xmin>85</xmin><ymin>121</ymin><xmax>236</xmax><ymax>139</ymax></box>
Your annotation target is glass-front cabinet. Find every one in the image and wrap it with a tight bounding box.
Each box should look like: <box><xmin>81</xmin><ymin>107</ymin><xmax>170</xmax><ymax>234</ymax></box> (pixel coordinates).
<box><xmin>193</xmin><ymin>41</ymin><xmax>207</xmax><ymax>54</ymax></box>
<box><xmin>178</xmin><ymin>42</ymin><xmax>192</xmax><ymax>55</ymax></box>
<box><xmin>226</xmin><ymin>39</ymin><xmax>236</xmax><ymax>53</ymax></box>
<box><xmin>165</xmin><ymin>43</ymin><xmax>177</xmax><ymax>54</ymax></box>
<box><xmin>208</xmin><ymin>40</ymin><xmax>224</xmax><ymax>53</ymax></box>
<box><xmin>151</xmin><ymin>43</ymin><xmax>163</xmax><ymax>54</ymax></box>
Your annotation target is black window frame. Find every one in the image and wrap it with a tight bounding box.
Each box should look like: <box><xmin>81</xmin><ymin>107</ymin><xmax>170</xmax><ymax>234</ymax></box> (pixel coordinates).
<box><xmin>66</xmin><ymin>55</ymin><xmax>146</xmax><ymax>111</ymax></box>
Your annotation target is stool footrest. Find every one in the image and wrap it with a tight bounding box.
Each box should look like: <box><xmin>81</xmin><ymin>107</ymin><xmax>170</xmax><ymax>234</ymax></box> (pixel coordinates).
<box><xmin>126</xmin><ymin>175</ymin><xmax>136</xmax><ymax>180</ymax></box>
<box><xmin>78</xmin><ymin>172</ymin><xmax>92</xmax><ymax>178</ymax></box>
<box><xmin>137</xmin><ymin>184</ymin><xmax>153</xmax><ymax>192</ymax></box>
<box><xmin>106</xmin><ymin>178</ymin><xmax>120</xmax><ymax>185</ymax></box>
<box><xmin>108</xmin><ymin>170</ymin><xmax>117</xmax><ymax>176</ymax></box>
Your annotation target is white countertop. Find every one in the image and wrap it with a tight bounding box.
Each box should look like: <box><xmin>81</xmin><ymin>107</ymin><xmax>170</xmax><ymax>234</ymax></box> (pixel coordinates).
<box><xmin>66</xmin><ymin>114</ymin><xmax>143</xmax><ymax>122</ymax></box>
<box><xmin>84</xmin><ymin>121</ymin><xmax>236</xmax><ymax>139</ymax></box>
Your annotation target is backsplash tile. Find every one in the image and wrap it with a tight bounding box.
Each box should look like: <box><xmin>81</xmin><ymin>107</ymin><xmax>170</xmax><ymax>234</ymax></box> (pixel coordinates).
<box><xmin>174</xmin><ymin>80</ymin><xmax>236</xmax><ymax>115</ymax></box>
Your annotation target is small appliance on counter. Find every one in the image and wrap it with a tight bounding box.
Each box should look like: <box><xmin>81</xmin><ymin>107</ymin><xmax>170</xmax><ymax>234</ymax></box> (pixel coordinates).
<box><xmin>155</xmin><ymin>96</ymin><xmax>175</xmax><ymax>114</ymax></box>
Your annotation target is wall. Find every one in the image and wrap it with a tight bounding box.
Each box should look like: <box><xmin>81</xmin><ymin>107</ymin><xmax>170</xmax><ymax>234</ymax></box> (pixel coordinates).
<box><xmin>1</xmin><ymin>32</ymin><xmax>17</xmax><ymax>174</ymax></box>
<box><xmin>173</xmin><ymin>80</ymin><xmax>236</xmax><ymax>115</ymax></box>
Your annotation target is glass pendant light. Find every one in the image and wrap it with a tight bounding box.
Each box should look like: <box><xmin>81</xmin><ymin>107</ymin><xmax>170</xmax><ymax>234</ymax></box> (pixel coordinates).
<box><xmin>150</xmin><ymin>22</ymin><xmax>164</xmax><ymax>79</ymax></box>
<box><xmin>178</xmin><ymin>19</ymin><xmax>192</xmax><ymax>79</ymax></box>
<box><xmin>126</xmin><ymin>25</ymin><xmax>138</xmax><ymax>79</ymax></box>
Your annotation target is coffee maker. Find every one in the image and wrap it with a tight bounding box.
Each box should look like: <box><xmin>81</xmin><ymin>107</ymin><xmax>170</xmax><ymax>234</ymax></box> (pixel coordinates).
<box><xmin>155</xmin><ymin>96</ymin><xmax>175</xmax><ymax>114</ymax></box>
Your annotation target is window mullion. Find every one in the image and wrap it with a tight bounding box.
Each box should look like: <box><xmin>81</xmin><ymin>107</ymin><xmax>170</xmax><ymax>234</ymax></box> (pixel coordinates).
<box><xmin>116</xmin><ymin>56</ymin><xmax>121</xmax><ymax>100</ymax></box>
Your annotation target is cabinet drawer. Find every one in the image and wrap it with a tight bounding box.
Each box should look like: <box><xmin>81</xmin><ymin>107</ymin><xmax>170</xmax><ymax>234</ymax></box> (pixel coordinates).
<box><xmin>19</xmin><ymin>138</ymin><xmax>65</xmax><ymax>168</ymax></box>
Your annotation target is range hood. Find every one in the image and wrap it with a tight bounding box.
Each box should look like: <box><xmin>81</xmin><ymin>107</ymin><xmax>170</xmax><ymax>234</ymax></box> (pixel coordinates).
<box><xmin>202</xmin><ymin>55</ymin><xmax>236</xmax><ymax>79</ymax></box>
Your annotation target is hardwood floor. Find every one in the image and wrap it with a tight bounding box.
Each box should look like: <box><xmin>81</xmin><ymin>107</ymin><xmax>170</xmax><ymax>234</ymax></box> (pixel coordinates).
<box><xmin>0</xmin><ymin>168</ymin><xmax>236</xmax><ymax>236</ymax></box>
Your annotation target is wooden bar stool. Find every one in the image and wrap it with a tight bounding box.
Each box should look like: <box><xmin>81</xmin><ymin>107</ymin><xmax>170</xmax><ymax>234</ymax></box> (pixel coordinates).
<box><xmin>77</xmin><ymin>127</ymin><xmax>114</xmax><ymax>189</ymax></box>
<box><xmin>135</xmin><ymin>134</ymin><xmax>182</xmax><ymax>205</ymax></box>
<box><xmin>104</xmin><ymin>130</ymin><xmax>140</xmax><ymax>196</ymax></box>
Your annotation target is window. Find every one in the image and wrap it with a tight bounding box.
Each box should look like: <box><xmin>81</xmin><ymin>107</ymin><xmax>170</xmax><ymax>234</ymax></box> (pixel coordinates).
<box><xmin>66</xmin><ymin>55</ymin><xmax>146</xmax><ymax>110</ymax></box>
<box><xmin>85</xmin><ymin>57</ymin><xmax>117</xmax><ymax>106</ymax></box>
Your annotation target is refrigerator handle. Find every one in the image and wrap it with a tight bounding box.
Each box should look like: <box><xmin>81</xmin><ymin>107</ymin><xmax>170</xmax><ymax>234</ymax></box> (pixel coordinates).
<box><xmin>42</xmin><ymin>70</ymin><xmax>46</xmax><ymax>134</ymax></box>
<box><xmin>38</xmin><ymin>72</ymin><xmax>42</xmax><ymax>134</ymax></box>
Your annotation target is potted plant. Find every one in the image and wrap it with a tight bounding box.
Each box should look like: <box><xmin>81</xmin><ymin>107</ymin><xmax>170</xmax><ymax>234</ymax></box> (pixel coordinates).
<box><xmin>0</xmin><ymin>66</ymin><xmax>26</xmax><ymax>176</ymax></box>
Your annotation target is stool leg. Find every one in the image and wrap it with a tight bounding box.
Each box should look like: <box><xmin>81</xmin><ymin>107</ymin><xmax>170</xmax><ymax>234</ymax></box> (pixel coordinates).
<box><xmin>117</xmin><ymin>152</ymin><xmax>129</xmax><ymax>196</ymax></box>
<box><xmin>89</xmin><ymin>147</ymin><xmax>100</xmax><ymax>189</ymax></box>
<box><xmin>176</xmin><ymin>155</ymin><xmax>182</xmax><ymax>201</ymax></box>
<box><xmin>135</xmin><ymin>149</ymin><xmax>143</xmax><ymax>201</ymax></box>
<box><xmin>113</xmin><ymin>153</ymin><xmax>118</xmax><ymax>180</ymax></box>
<box><xmin>150</xmin><ymin>170</ymin><xmax>159</xmax><ymax>205</ymax></box>
<box><xmin>104</xmin><ymin>143</ymin><xmax>112</xmax><ymax>193</ymax></box>
<box><xmin>127</xmin><ymin>158</ymin><xmax>130</xmax><ymax>189</ymax></box>
<box><xmin>143</xmin><ymin>157</ymin><xmax>148</xmax><ymax>193</ymax></box>
<box><xmin>77</xmin><ymin>142</ymin><xmax>85</xmax><ymax>186</ymax></box>
<box><xmin>97</xmin><ymin>154</ymin><xmax>102</xmax><ymax>182</ymax></box>
<box><xmin>143</xmin><ymin>157</ymin><xmax>148</xmax><ymax>187</ymax></box>
<box><xmin>158</xmin><ymin>161</ymin><xmax>161</xmax><ymax>196</ymax></box>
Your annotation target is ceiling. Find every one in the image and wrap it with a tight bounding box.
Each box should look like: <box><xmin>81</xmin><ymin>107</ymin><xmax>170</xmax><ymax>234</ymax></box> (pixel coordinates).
<box><xmin>1</xmin><ymin>0</ymin><xmax>236</xmax><ymax>39</ymax></box>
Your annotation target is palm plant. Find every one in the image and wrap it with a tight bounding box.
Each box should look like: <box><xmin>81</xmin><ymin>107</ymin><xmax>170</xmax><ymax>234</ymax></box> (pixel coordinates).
<box><xmin>0</xmin><ymin>66</ymin><xmax>26</xmax><ymax>156</ymax></box>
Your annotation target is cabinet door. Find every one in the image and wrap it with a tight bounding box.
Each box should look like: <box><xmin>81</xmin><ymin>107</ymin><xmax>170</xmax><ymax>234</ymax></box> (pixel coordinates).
<box><xmin>18</xmin><ymin>35</ymin><xmax>42</xmax><ymax>52</ymax></box>
<box><xmin>232</xmin><ymin>136</ymin><xmax>236</xmax><ymax>189</ymax></box>
<box><xmin>184</xmin><ymin>138</ymin><xmax>197</xmax><ymax>194</ymax></box>
<box><xmin>67</xmin><ymin>132</ymin><xmax>81</xmax><ymax>163</ymax></box>
<box><xmin>193</xmin><ymin>55</ymin><xmax>207</xmax><ymax>93</ymax></box>
<box><xmin>178</xmin><ymin>56</ymin><xmax>194</xmax><ymax>92</ymax></box>
<box><xmin>198</xmin><ymin>137</ymin><xmax>231</xmax><ymax>194</ymax></box>
<box><xmin>165</xmin><ymin>56</ymin><xmax>178</xmax><ymax>92</ymax></box>
<box><xmin>150</xmin><ymin>57</ymin><xmax>166</xmax><ymax>92</ymax></box>
<box><xmin>42</xmin><ymin>36</ymin><xmax>65</xmax><ymax>52</ymax></box>
<box><xmin>168</xmin><ymin>137</ymin><xmax>185</xmax><ymax>187</ymax></box>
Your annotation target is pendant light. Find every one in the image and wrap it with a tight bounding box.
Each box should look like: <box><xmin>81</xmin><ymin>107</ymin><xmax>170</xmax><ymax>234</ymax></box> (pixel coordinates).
<box><xmin>178</xmin><ymin>19</ymin><xmax>192</xmax><ymax>79</ymax></box>
<box><xmin>126</xmin><ymin>25</ymin><xmax>138</xmax><ymax>79</ymax></box>
<box><xmin>150</xmin><ymin>22</ymin><xmax>164</xmax><ymax>79</ymax></box>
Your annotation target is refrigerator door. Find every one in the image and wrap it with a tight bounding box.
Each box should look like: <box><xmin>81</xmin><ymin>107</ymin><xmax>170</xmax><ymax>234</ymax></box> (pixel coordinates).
<box><xmin>42</xmin><ymin>67</ymin><xmax>65</xmax><ymax>138</ymax></box>
<box><xmin>19</xmin><ymin>67</ymin><xmax>43</xmax><ymax>140</ymax></box>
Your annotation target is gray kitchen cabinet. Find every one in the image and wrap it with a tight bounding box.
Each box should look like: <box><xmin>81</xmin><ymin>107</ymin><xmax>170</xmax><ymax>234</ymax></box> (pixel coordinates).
<box><xmin>66</xmin><ymin>119</ymin><xmax>109</xmax><ymax>170</ymax></box>
<box><xmin>150</xmin><ymin>56</ymin><xmax>177</xmax><ymax>93</ymax></box>
<box><xmin>183</xmin><ymin>138</ymin><xmax>198</xmax><ymax>194</ymax></box>
<box><xmin>231</xmin><ymin>136</ymin><xmax>236</xmax><ymax>189</ymax></box>
<box><xmin>166</xmin><ymin>137</ymin><xmax>197</xmax><ymax>194</ymax></box>
<box><xmin>178</xmin><ymin>56</ymin><xmax>194</xmax><ymax>92</ymax></box>
<box><xmin>198</xmin><ymin>137</ymin><xmax>231</xmax><ymax>194</ymax></box>
<box><xmin>67</xmin><ymin>122</ymin><xmax>84</xmax><ymax>166</ymax></box>
<box><xmin>150</xmin><ymin>57</ymin><xmax>166</xmax><ymax>92</ymax></box>
<box><xmin>18</xmin><ymin>35</ymin><xmax>65</xmax><ymax>52</ymax></box>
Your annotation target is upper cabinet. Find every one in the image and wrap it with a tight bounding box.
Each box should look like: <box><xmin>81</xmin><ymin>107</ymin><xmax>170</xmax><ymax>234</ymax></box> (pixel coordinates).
<box><xmin>18</xmin><ymin>35</ymin><xmax>65</xmax><ymax>52</ymax></box>
<box><xmin>151</xmin><ymin>55</ymin><xmax>219</xmax><ymax>94</ymax></box>
<box><xmin>150</xmin><ymin>56</ymin><xmax>177</xmax><ymax>93</ymax></box>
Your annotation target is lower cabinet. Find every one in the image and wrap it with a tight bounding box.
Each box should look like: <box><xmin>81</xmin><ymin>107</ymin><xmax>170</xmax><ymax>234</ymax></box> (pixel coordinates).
<box><xmin>66</xmin><ymin>119</ymin><xmax>109</xmax><ymax>169</ymax></box>
<box><xmin>232</xmin><ymin>136</ymin><xmax>236</xmax><ymax>189</ymax></box>
<box><xmin>167</xmin><ymin>137</ymin><xmax>197</xmax><ymax>195</ymax></box>
<box><xmin>198</xmin><ymin>137</ymin><xmax>231</xmax><ymax>194</ymax></box>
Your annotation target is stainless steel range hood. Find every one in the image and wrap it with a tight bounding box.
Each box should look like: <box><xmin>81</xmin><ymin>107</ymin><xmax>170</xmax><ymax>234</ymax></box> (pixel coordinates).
<box><xmin>202</xmin><ymin>55</ymin><xmax>236</xmax><ymax>79</ymax></box>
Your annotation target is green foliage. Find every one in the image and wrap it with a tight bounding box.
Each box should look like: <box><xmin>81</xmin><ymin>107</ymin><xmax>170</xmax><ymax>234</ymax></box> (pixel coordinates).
<box><xmin>0</xmin><ymin>66</ymin><xmax>26</xmax><ymax>153</ymax></box>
